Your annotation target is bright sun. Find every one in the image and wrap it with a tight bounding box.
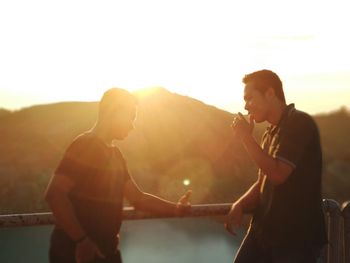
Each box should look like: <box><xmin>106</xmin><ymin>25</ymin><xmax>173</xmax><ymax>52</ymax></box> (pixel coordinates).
<box><xmin>183</xmin><ymin>179</ymin><xmax>191</xmax><ymax>186</ymax></box>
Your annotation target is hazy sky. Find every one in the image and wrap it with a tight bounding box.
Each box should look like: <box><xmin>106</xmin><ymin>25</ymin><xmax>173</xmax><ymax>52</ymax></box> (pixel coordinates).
<box><xmin>1</xmin><ymin>0</ymin><xmax>349</xmax><ymax>114</ymax></box>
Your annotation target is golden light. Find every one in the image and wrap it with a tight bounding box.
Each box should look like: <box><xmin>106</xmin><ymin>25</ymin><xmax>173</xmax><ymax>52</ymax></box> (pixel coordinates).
<box><xmin>159</xmin><ymin>158</ymin><xmax>214</xmax><ymax>203</ymax></box>
<box><xmin>183</xmin><ymin>179</ymin><xmax>190</xmax><ymax>186</ymax></box>
<box><xmin>133</xmin><ymin>87</ymin><xmax>165</xmax><ymax>99</ymax></box>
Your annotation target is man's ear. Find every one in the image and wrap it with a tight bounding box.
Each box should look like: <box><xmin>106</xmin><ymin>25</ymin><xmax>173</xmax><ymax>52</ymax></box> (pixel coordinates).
<box><xmin>265</xmin><ymin>86</ymin><xmax>276</xmax><ymax>99</ymax></box>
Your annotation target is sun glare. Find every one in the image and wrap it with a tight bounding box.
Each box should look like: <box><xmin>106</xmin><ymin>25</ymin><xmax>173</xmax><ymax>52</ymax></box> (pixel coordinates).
<box><xmin>183</xmin><ymin>179</ymin><xmax>190</xmax><ymax>186</ymax></box>
<box><xmin>0</xmin><ymin>1</ymin><xmax>349</xmax><ymax>114</ymax></box>
<box><xmin>133</xmin><ymin>87</ymin><xmax>166</xmax><ymax>99</ymax></box>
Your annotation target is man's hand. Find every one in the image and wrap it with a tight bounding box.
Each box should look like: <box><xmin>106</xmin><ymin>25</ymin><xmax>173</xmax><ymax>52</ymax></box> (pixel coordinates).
<box><xmin>75</xmin><ymin>237</ymin><xmax>105</xmax><ymax>263</ymax></box>
<box><xmin>175</xmin><ymin>190</ymin><xmax>192</xmax><ymax>216</ymax></box>
<box><xmin>231</xmin><ymin>113</ymin><xmax>254</xmax><ymax>140</ymax></box>
<box><xmin>225</xmin><ymin>202</ymin><xmax>243</xmax><ymax>236</ymax></box>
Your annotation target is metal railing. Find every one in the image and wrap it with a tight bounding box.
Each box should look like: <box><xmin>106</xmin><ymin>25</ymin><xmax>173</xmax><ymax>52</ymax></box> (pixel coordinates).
<box><xmin>342</xmin><ymin>201</ymin><xmax>350</xmax><ymax>263</ymax></box>
<box><xmin>0</xmin><ymin>203</ymin><xmax>231</xmax><ymax>227</ymax></box>
<box><xmin>322</xmin><ymin>199</ymin><xmax>350</xmax><ymax>263</ymax></box>
<box><xmin>1</xmin><ymin>199</ymin><xmax>349</xmax><ymax>263</ymax></box>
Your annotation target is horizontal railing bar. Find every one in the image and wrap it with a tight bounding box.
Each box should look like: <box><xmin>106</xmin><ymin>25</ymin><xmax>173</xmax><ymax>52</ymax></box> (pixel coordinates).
<box><xmin>0</xmin><ymin>203</ymin><xmax>232</xmax><ymax>228</ymax></box>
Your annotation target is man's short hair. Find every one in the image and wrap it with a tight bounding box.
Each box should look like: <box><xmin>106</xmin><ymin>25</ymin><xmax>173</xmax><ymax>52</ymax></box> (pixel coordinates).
<box><xmin>243</xmin><ymin>69</ymin><xmax>286</xmax><ymax>103</ymax></box>
<box><xmin>99</xmin><ymin>88</ymin><xmax>138</xmax><ymax>117</ymax></box>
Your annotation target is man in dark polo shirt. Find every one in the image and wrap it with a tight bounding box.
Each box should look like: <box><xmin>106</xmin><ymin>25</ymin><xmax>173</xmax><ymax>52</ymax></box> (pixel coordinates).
<box><xmin>45</xmin><ymin>88</ymin><xmax>191</xmax><ymax>263</ymax></box>
<box><xmin>225</xmin><ymin>70</ymin><xmax>327</xmax><ymax>262</ymax></box>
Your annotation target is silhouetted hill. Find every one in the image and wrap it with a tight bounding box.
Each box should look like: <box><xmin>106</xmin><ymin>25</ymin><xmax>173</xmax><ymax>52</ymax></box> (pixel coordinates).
<box><xmin>0</xmin><ymin>89</ymin><xmax>349</xmax><ymax>213</ymax></box>
<box><xmin>314</xmin><ymin>107</ymin><xmax>350</xmax><ymax>202</ymax></box>
<box><xmin>0</xmin><ymin>108</ymin><xmax>10</xmax><ymax>119</ymax></box>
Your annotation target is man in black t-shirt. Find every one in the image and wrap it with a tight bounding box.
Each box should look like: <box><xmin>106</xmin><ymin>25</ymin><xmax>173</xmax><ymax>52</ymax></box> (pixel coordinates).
<box><xmin>225</xmin><ymin>70</ymin><xmax>327</xmax><ymax>262</ymax></box>
<box><xmin>45</xmin><ymin>88</ymin><xmax>191</xmax><ymax>263</ymax></box>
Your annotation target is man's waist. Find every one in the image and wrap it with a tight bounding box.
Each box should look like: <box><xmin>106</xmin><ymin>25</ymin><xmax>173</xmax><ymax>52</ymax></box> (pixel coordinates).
<box><xmin>250</xmin><ymin>214</ymin><xmax>327</xmax><ymax>247</ymax></box>
<box><xmin>70</xmin><ymin>193</ymin><xmax>124</xmax><ymax>205</ymax></box>
<box><xmin>53</xmin><ymin>226</ymin><xmax>120</xmax><ymax>255</ymax></box>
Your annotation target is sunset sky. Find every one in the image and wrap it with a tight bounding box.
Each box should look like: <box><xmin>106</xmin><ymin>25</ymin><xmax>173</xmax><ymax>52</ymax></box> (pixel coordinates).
<box><xmin>0</xmin><ymin>0</ymin><xmax>349</xmax><ymax>114</ymax></box>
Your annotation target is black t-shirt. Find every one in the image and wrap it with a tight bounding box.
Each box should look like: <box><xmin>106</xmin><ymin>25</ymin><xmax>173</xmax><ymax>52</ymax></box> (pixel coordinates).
<box><xmin>252</xmin><ymin>104</ymin><xmax>327</xmax><ymax>248</ymax></box>
<box><xmin>54</xmin><ymin>132</ymin><xmax>130</xmax><ymax>254</ymax></box>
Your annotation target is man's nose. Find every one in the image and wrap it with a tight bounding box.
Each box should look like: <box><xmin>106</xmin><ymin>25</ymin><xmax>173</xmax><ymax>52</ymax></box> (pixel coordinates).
<box><xmin>244</xmin><ymin>102</ymin><xmax>249</xmax><ymax>111</ymax></box>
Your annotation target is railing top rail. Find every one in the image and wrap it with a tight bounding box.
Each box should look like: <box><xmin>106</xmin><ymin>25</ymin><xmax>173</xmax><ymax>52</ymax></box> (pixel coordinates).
<box><xmin>0</xmin><ymin>203</ymin><xmax>232</xmax><ymax>228</ymax></box>
<box><xmin>1</xmin><ymin>199</ymin><xmax>349</xmax><ymax>228</ymax></box>
<box><xmin>323</xmin><ymin>199</ymin><xmax>342</xmax><ymax>215</ymax></box>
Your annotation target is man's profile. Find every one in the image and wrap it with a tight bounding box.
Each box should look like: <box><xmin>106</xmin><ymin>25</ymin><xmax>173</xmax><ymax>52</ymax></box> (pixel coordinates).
<box><xmin>45</xmin><ymin>88</ymin><xmax>191</xmax><ymax>263</ymax></box>
<box><xmin>225</xmin><ymin>70</ymin><xmax>327</xmax><ymax>262</ymax></box>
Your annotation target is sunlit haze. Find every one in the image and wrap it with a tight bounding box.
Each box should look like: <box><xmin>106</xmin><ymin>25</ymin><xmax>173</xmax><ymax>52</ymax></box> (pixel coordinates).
<box><xmin>1</xmin><ymin>0</ymin><xmax>349</xmax><ymax>114</ymax></box>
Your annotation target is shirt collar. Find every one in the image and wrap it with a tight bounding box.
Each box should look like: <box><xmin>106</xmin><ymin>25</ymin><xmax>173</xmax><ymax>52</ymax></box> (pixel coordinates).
<box><xmin>266</xmin><ymin>103</ymin><xmax>295</xmax><ymax>134</ymax></box>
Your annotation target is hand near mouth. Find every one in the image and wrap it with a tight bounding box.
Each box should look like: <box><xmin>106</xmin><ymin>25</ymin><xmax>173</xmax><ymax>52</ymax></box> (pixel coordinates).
<box><xmin>231</xmin><ymin>112</ymin><xmax>254</xmax><ymax>140</ymax></box>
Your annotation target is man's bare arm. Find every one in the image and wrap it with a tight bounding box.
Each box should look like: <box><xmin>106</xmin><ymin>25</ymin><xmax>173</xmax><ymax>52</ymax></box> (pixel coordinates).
<box><xmin>233</xmin><ymin>113</ymin><xmax>294</xmax><ymax>186</ymax></box>
<box><xmin>225</xmin><ymin>177</ymin><xmax>262</xmax><ymax>235</ymax></box>
<box><xmin>45</xmin><ymin>174</ymin><xmax>86</xmax><ymax>241</ymax></box>
<box><xmin>235</xmin><ymin>177</ymin><xmax>262</xmax><ymax>213</ymax></box>
<box><xmin>124</xmin><ymin>179</ymin><xmax>191</xmax><ymax>216</ymax></box>
<box><xmin>242</xmin><ymin>134</ymin><xmax>294</xmax><ymax>186</ymax></box>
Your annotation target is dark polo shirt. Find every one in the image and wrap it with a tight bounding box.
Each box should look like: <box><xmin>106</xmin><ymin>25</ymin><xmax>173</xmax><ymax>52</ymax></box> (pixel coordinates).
<box><xmin>251</xmin><ymin>104</ymin><xmax>327</xmax><ymax>248</ymax></box>
<box><xmin>52</xmin><ymin>132</ymin><xmax>130</xmax><ymax>256</ymax></box>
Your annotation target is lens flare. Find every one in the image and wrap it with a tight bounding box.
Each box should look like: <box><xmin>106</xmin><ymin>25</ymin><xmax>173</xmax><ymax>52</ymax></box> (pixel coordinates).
<box><xmin>183</xmin><ymin>179</ymin><xmax>190</xmax><ymax>186</ymax></box>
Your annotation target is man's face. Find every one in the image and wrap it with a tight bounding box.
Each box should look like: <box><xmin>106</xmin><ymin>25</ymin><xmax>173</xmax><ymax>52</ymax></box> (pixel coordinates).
<box><xmin>243</xmin><ymin>82</ymin><xmax>270</xmax><ymax>123</ymax></box>
<box><xmin>108</xmin><ymin>105</ymin><xmax>137</xmax><ymax>140</ymax></box>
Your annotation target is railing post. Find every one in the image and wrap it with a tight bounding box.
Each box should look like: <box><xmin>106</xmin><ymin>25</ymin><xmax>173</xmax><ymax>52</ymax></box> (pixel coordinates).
<box><xmin>342</xmin><ymin>201</ymin><xmax>350</xmax><ymax>263</ymax></box>
<box><xmin>323</xmin><ymin>199</ymin><xmax>343</xmax><ymax>263</ymax></box>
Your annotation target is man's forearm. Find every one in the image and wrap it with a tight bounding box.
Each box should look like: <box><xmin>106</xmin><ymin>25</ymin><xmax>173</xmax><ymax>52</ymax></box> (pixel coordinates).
<box><xmin>134</xmin><ymin>193</ymin><xmax>177</xmax><ymax>216</ymax></box>
<box><xmin>235</xmin><ymin>181</ymin><xmax>260</xmax><ymax>214</ymax></box>
<box><xmin>47</xmin><ymin>194</ymin><xmax>86</xmax><ymax>240</ymax></box>
<box><xmin>242</xmin><ymin>134</ymin><xmax>285</xmax><ymax>185</ymax></box>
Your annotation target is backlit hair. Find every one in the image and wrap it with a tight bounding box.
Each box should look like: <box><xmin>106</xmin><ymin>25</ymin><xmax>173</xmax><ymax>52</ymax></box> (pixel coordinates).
<box><xmin>242</xmin><ymin>69</ymin><xmax>286</xmax><ymax>103</ymax></box>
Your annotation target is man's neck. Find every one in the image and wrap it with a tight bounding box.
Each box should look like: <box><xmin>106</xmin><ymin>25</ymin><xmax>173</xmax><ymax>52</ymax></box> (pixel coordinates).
<box><xmin>90</xmin><ymin>123</ymin><xmax>113</xmax><ymax>147</ymax></box>
<box><xmin>267</xmin><ymin>101</ymin><xmax>287</xmax><ymax>126</ymax></box>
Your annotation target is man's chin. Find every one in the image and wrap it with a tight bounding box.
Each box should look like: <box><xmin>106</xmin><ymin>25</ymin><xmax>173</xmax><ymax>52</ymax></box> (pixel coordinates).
<box><xmin>251</xmin><ymin>115</ymin><xmax>264</xmax><ymax>123</ymax></box>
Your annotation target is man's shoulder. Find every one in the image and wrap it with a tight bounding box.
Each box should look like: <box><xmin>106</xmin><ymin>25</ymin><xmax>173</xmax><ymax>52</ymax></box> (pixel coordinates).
<box><xmin>65</xmin><ymin>132</ymin><xmax>107</xmax><ymax>160</ymax></box>
<box><xmin>285</xmin><ymin>107</ymin><xmax>317</xmax><ymax>131</ymax></box>
<box><xmin>289</xmin><ymin>107</ymin><xmax>312</xmax><ymax>120</ymax></box>
<box><xmin>69</xmin><ymin>132</ymin><xmax>102</xmax><ymax>149</ymax></box>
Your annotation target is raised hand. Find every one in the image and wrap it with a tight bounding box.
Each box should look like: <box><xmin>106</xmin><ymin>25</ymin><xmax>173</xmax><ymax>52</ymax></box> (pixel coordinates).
<box><xmin>175</xmin><ymin>190</ymin><xmax>192</xmax><ymax>216</ymax></box>
<box><xmin>231</xmin><ymin>112</ymin><xmax>254</xmax><ymax>140</ymax></box>
<box><xmin>75</xmin><ymin>237</ymin><xmax>105</xmax><ymax>263</ymax></box>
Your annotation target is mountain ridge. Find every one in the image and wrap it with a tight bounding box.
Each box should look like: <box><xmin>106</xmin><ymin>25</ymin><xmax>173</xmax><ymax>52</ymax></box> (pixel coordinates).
<box><xmin>0</xmin><ymin>88</ymin><xmax>349</xmax><ymax>213</ymax></box>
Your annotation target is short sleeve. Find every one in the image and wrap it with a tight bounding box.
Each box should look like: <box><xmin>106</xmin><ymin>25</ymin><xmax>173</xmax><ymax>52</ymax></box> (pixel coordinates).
<box><xmin>272</xmin><ymin>113</ymin><xmax>316</xmax><ymax>168</ymax></box>
<box><xmin>114</xmin><ymin>147</ymin><xmax>131</xmax><ymax>183</ymax></box>
<box><xmin>54</xmin><ymin>137</ymin><xmax>99</xmax><ymax>182</ymax></box>
<box><xmin>123</xmin><ymin>162</ymin><xmax>131</xmax><ymax>183</ymax></box>
<box><xmin>55</xmin><ymin>140</ymin><xmax>84</xmax><ymax>179</ymax></box>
